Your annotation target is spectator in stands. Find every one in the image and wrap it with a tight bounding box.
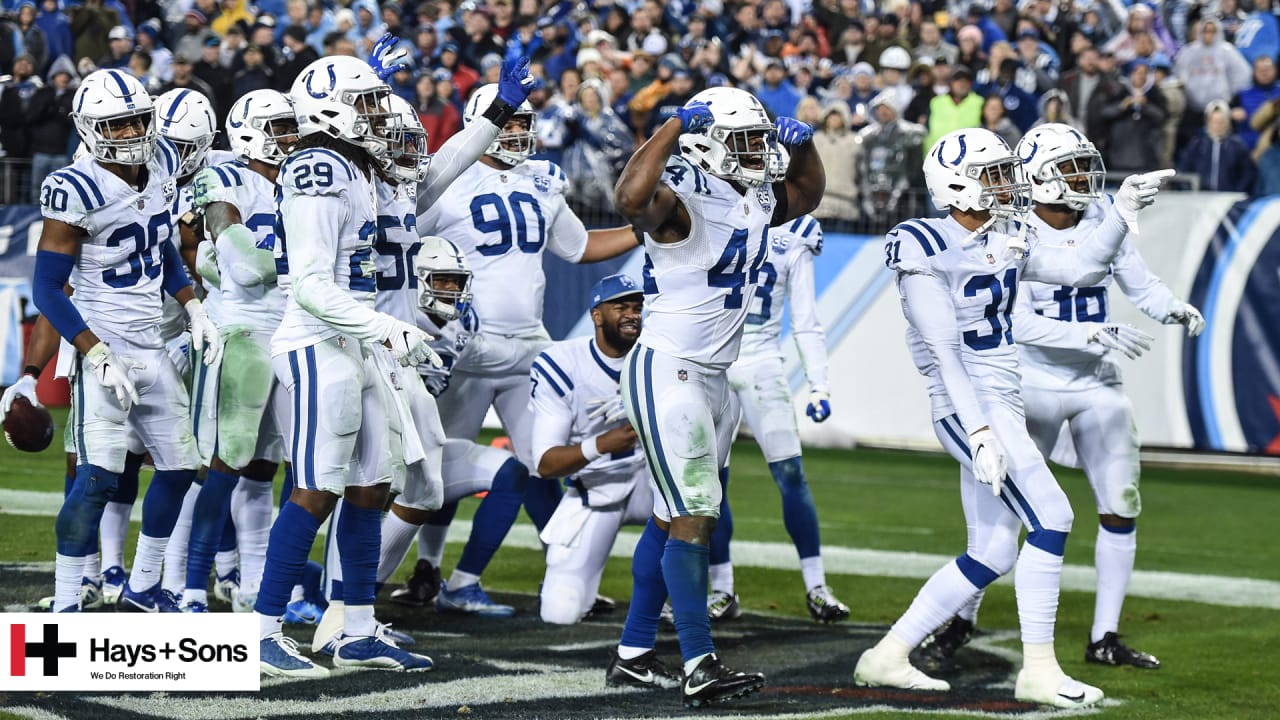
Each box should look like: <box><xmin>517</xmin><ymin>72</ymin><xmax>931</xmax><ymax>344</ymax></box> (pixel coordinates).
<box><xmin>1217</xmin><ymin>0</ymin><xmax>1250</xmax><ymax>44</ymax></box>
<box><xmin>1059</xmin><ymin>45</ymin><xmax>1115</xmax><ymax>147</ymax></box>
<box><xmin>276</xmin><ymin>24</ymin><xmax>319</xmax><ymax>91</ymax></box>
<box><xmin>857</xmin><ymin>91</ymin><xmax>924</xmax><ymax>225</ymax></box>
<box><xmin>981</xmin><ymin>92</ymin><xmax>1023</xmax><ymax>147</ymax></box>
<box><xmin>1033</xmin><ymin>88</ymin><xmax>1081</xmax><ymax>130</ymax></box>
<box><xmin>27</xmin><ymin>55</ymin><xmax>75</xmax><ymax>202</ymax></box>
<box><xmin>195</xmin><ymin>37</ymin><xmax>232</xmax><ymax>126</ymax></box>
<box><xmin>174</xmin><ymin>9</ymin><xmax>213</xmax><ymax>66</ymax></box>
<box><xmin>160</xmin><ymin>49</ymin><xmax>218</xmax><ymax>116</ymax></box>
<box><xmin>36</xmin><ymin>0</ymin><xmax>72</xmax><ymax>74</ymax></box>
<box><xmin>232</xmin><ymin>44</ymin><xmax>273</xmax><ymax>97</ymax></box>
<box><xmin>324</xmin><ymin>31</ymin><xmax>359</xmax><ymax>57</ymax></box>
<box><xmin>438</xmin><ymin>42</ymin><xmax>479</xmax><ymax>100</ymax></box>
<box><xmin>1015</xmin><ymin>27</ymin><xmax>1059</xmax><ymax>95</ymax></box>
<box><xmin>529</xmin><ymin>76</ymin><xmax>572</xmax><ymax>165</ymax></box>
<box><xmin>129</xmin><ymin>50</ymin><xmax>160</xmax><ymax>93</ymax></box>
<box><xmin>982</xmin><ymin>56</ymin><xmax>1038</xmax><ymax>132</ymax></box>
<box><xmin>1230</xmin><ymin>55</ymin><xmax>1280</xmax><ymax>151</ymax></box>
<box><xmin>1101</xmin><ymin>58</ymin><xmax>1167</xmax><ymax>172</ymax></box>
<box><xmin>878</xmin><ymin>46</ymin><xmax>914</xmax><ymax>112</ymax></box>
<box><xmin>914</xmin><ymin>20</ymin><xmax>957</xmax><ymax>65</ymax></box>
<box><xmin>903</xmin><ymin>58</ymin><xmax>937</xmax><ymax>126</ymax></box>
<box><xmin>98</xmin><ymin>25</ymin><xmax>131</xmax><ymax>70</ymax></box>
<box><xmin>646</xmin><ymin>60</ymin><xmax>697</xmax><ymax>137</ymax></box>
<box><xmin>416</xmin><ymin>69</ymin><xmax>461</xmax><ymax>153</ymax></box>
<box><xmin>991</xmin><ymin>0</ymin><xmax>1020</xmax><ymax>40</ymax></box>
<box><xmin>834</xmin><ymin>20</ymin><xmax>867</xmax><ymax>66</ymax></box>
<box><xmin>275</xmin><ymin>0</ymin><xmax>308</xmax><ymax>44</ymax></box>
<box><xmin>15</xmin><ymin>2</ymin><xmax>47</xmax><ymax>74</ymax></box>
<box><xmin>0</xmin><ymin>53</ymin><xmax>39</xmax><ymax>163</ymax></box>
<box><xmin>848</xmin><ymin>61</ymin><xmax>879</xmax><ymax>122</ymax></box>
<box><xmin>754</xmin><ymin>58</ymin><xmax>803</xmax><ymax>118</ymax></box>
<box><xmin>69</xmin><ymin>0</ymin><xmax>120</xmax><ymax>66</ymax></box>
<box><xmin>1180</xmin><ymin>100</ymin><xmax>1256</xmax><ymax>192</ymax></box>
<box><xmin>1104</xmin><ymin>4</ymin><xmax>1168</xmax><ymax>65</ymax></box>
<box><xmin>350</xmin><ymin>0</ymin><xmax>384</xmax><ymax>54</ymax></box>
<box><xmin>563</xmin><ymin>78</ymin><xmax>633</xmax><ymax>208</ymax></box>
<box><xmin>250</xmin><ymin>19</ymin><xmax>280</xmax><ymax>69</ymax></box>
<box><xmin>456</xmin><ymin>4</ymin><xmax>503</xmax><ymax>72</ymax></box>
<box><xmin>212</xmin><ymin>0</ymin><xmax>255</xmax><ymax>38</ymax></box>
<box><xmin>813</xmin><ymin>100</ymin><xmax>859</xmax><ymax>230</ymax></box>
<box><xmin>1153</xmin><ymin>53</ymin><xmax>1185</xmax><ymax>169</ymax></box>
<box><xmin>924</xmin><ymin>64</ymin><xmax>982</xmax><ymax>152</ymax></box>
<box><xmin>1174</xmin><ymin>17</ymin><xmax>1251</xmax><ymax>124</ymax></box>
<box><xmin>955</xmin><ymin>24</ymin><xmax>986</xmax><ymax>75</ymax></box>
<box><xmin>135</xmin><ymin>21</ymin><xmax>172</xmax><ymax>83</ymax></box>
<box><xmin>1252</xmin><ymin>125</ymin><xmax>1280</xmax><ymax>195</ymax></box>
<box><xmin>305</xmin><ymin>3</ymin><xmax>337</xmax><ymax>56</ymax></box>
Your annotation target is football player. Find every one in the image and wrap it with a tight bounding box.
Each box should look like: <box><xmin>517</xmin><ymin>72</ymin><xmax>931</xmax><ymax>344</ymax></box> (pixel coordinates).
<box><xmin>609</xmin><ymin>86</ymin><xmax>824</xmax><ymax>707</ymax></box>
<box><xmin>710</xmin><ymin>213</ymin><xmax>849</xmax><ymax>623</ymax></box>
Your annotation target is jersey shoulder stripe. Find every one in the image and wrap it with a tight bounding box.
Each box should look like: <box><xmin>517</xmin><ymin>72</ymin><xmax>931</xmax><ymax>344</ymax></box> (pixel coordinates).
<box><xmin>536</xmin><ymin>351</ymin><xmax>575</xmax><ymax>391</ymax></box>
<box><xmin>532</xmin><ymin>360</ymin><xmax>567</xmax><ymax>397</ymax></box>
<box><xmin>895</xmin><ymin>220</ymin><xmax>940</xmax><ymax>257</ymax></box>
<box><xmin>54</xmin><ymin>168</ymin><xmax>105</xmax><ymax>208</ymax></box>
<box><xmin>588</xmin><ymin>340</ymin><xmax>621</xmax><ymax>382</ymax></box>
<box><xmin>156</xmin><ymin>137</ymin><xmax>180</xmax><ymax>177</ymax></box>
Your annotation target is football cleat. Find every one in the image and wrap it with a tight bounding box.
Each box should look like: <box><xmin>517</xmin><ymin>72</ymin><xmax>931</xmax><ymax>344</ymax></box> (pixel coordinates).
<box><xmin>706</xmin><ymin>591</ymin><xmax>741</xmax><ymax>622</ymax></box>
<box><xmin>260</xmin><ymin>633</ymin><xmax>330</xmax><ymax>678</ymax></box>
<box><xmin>214</xmin><ymin>568</ymin><xmax>241</xmax><ymax>604</ymax></box>
<box><xmin>311</xmin><ymin>599</ymin><xmax>344</xmax><ymax>654</ymax></box>
<box><xmin>389</xmin><ymin>558</ymin><xmax>441</xmax><ymax>607</ymax></box>
<box><xmin>1015</xmin><ymin>669</ymin><xmax>1104</xmax><ymax>708</ymax></box>
<box><xmin>853</xmin><ymin>644</ymin><xmax>950</xmax><ymax>691</ymax></box>
<box><xmin>681</xmin><ymin>653</ymin><xmax>765</xmax><ymax>708</ymax></box>
<box><xmin>102</xmin><ymin>565</ymin><xmax>126</xmax><ymax>604</ymax></box>
<box><xmin>232</xmin><ymin>589</ymin><xmax>257</xmax><ymax>613</ymax></box>
<box><xmin>605</xmin><ymin>649</ymin><xmax>682</xmax><ymax>689</ymax></box>
<box><xmin>36</xmin><ymin>595</ymin><xmax>54</xmax><ymax>611</ymax></box>
<box><xmin>379</xmin><ymin>623</ymin><xmax>415</xmax><ymax>647</ymax></box>
<box><xmin>805</xmin><ymin>585</ymin><xmax>850</xmax><ymax>623</ymax></box>
<box><xmin>919</xmin><ymin>616</ymin><xmax>975</xmax><ymax>666</ymax></box>
<box><xmin>117</xmin><ymin>585</ymin><xmax>182</xmax><ymax>613</ymax></box>
<box><xmin>82</xmin><ymin>575</ymin><xmax>105</xmax><ymax>610</ymax></box>
<box><xmin>332</xmin><ymin>628</ymin><xmax>433</xmax><ymax>671</ymax></box>
<box><xmin>435</xmin><ymin>580</ymin><xmax>515</xmax><ymax>618</ymax></box>
<box><xmin>180</xmin><ymin>600</ymin><xmax>209</xmax><ymax>613</ymax></box>
<box><xmin>1086</xmin><ymin>632</ymin><xmax>1161</xmax><ymax>669</ymax></box>
<box><xmin>590</xmin><ymin>595</ymin><xmax>617</xmax><ymax>615</ymax></box>
<box><xmin>284</xmin><ymin>599</ymin><xmax>324</xmax><ymax>625</ymax></box>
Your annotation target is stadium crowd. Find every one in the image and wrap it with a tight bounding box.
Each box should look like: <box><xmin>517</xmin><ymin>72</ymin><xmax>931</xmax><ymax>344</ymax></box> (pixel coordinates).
<box><xmin>2</xmin><ymin>0</ymin><xmax>1280</xmax><ymax>222</ymax></box>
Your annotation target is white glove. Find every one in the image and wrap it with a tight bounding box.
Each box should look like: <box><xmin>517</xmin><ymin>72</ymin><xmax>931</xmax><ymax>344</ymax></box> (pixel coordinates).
<box><xmin>85</xmin><ymin>342</ymin><xmax>143</xmax><ymax>410</ymax></box>
<box><xmin>805</xmin><ymin>389</ymin><xmax>831</xmax><ymax>423</ymax></box>
<box><xmin>1086</xmin><ymin>323</ymin><xmax>1155</xmax><ymax>360</ymax></box>
<box><xmin>0</xmin><ymin>374</ymin><xmax>40</xmax><ymax>423</ymax></box>
<box><xmin>386</xmin><ymin>320</ymin><xmax>443</xmax><ymax>368</ymax></box>
<box><xmin>196</xmin><ymin>239</ymin><xmax>221</xmax><ymax>289</ymax></box>
<box><xmin>586</xmin><ymin>394</ymin><xmax>629</xmax><ymax>425</ymax></box>
<box><xmin>185</xmin><ymin>298</ymin><xmax>223</xmax><ymax>367</ymax></box>
<box><xmin>969</xmin><ymin>427</ymin><xmax>1007</xmax><ymax>497</ymax></box>
<box><xmin>1114</xmin><ymin>168</ymin><xmax>1175</xmax><ymax>234</ymax></box>
<box><xmin>1166</xmin><ymin>302</ymin><xmax>1205</xmax><ymax>337</ymax></box>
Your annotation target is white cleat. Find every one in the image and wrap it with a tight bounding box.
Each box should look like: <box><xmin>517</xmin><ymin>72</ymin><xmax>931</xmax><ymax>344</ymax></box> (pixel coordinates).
<box><xmin>853</xmin><ymin>645</ymin><xmax>950</xmax><ymax>692</ymax></box>
<box><xmin>312</xmin><ymin>600</ymin><xmax>344</xmax><ymax>654</ymax></box>
<box><xmin>1015</xmin><ymin>669</ymin><xmax>1104</xmax><ymax>708</ymax></box>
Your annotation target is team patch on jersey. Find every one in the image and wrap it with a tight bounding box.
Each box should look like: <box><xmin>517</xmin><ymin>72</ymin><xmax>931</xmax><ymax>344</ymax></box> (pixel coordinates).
<box><xmin>770</xmin><ymin>233</ymin><xmax>791</xmax><ymax>255</ymax></box>
<box><xmin>533</xmin><ymin>175</ymin><xmax>550</xmax><ymax>193</ymax></box>
<box><xmin>756</xmin><ymin>186</ymin><xmax>773</xmax><ymax>213</ymax></box>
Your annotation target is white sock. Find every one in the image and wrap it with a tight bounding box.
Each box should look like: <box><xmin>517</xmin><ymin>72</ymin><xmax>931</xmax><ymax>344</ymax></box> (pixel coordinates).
<box><xmin>957</xmin><ymin>590</ymin><xmax>985</xmax><ymax>623</ymax></box>
<box><xmin>161</xmin><ymin>484</ymin><xmax>200</xmax><ymax>595</ymax></box>
<box><xmin>683</xmin><ymin>652</ymin><xmax>711</xmax><ymax>676</ymax></box>
<box><xmin>871</xmin><ymin>630</ymin><xmax>913</xmax><ymax>662</ymax></box>
<box><xmin>417</xmin><ymin>523</ymin><xmax>448</xmax><ymax>568</ymax></box>
<box><xmin>379</xmin><ymin>510</ymin><xmax>421</xmax><ymax>585</ymax></box>
<box><xmin>131</xmin><ymin>534</ymin><xmax>169</xmax><ymax>593</ymax></box>
<box><xmin>183</xmin><ymin>588</ymin><xmax>208</xmax><ymax>606</ymax></box>
<box><xmin>1092</xmin><ymin>525</ymin><xmax>1137</xmax><ymax>643</ymax></box>
<box><xmin>709</xmin><ymin>561</ymin><xmax>734</xmax><ymax>595</ymax></box>
<box><xmin>1015</xmin><ymin>542</ymin><xmax>1065</xmax><ymax>645</ymax></box>
<box><xmin>448</xmin><ymin>569</ymin><xmax>480</xmax><ymax>590</ymax></box>
<box><xmin>54</xmin><ymin>553</ymin><xmax>84</xmax><ymax>612</ymax></box>
<box><xmin>231</xmin><ymin>478</ymin><xmax>272</xmax><ymax>596</ymax></box>
<box><xmin>1022</xmin><ymin>640</ymin><xmax>1064</xmax><ymax>677</ymax></box>
<box><xmin>890</xmin><ymin>560</ymin><xmax>981</xmax><ymax>647</ymax></box>
<box><xmin>215</xmin><ymin>549</ymin><xmax>238</xmax><ymax>578</ymax></box>
<box><xmin>800</xmin><ymin>556</ymin><xmax>825</xmax><ymax>591</ymax></box>
<box><xmin>290</xmin><ymin>584</ymin><xmax>305</xmax><ymax>603</ymax></box>
<box><xmin>344</xmin><ymin>603</ymin><xmax>376</xmax><ymax>637</ymax></box>
<box><xmin>82</xmin><ymin>552</ymin><xmax>100</xmax><ymax>579</ymax></box>
<box><xmin>259</xmin><ymin>612</ymin><xmax>282</xmax><ymax>640</ymax></box>
<box><xmin>617</xmin><ymin>645</ymin><xmax>650</xmax><ymax>661</ymax></box>
<box><xmin>100</xmin><ymin>501</ymin><xmax>133</xmax><ymax>570</ymax></box>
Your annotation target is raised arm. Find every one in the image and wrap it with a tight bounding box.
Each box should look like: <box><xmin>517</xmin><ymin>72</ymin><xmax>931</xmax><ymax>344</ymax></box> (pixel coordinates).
<box><xmin>613</xmin><ymin>115</ymin><xmax>688</xmax><ymax>238</ymax></box>
<box><xmin>772</xmin><ymin>117</ymin><xmax>826</xmax><ymax>224</ymax></box>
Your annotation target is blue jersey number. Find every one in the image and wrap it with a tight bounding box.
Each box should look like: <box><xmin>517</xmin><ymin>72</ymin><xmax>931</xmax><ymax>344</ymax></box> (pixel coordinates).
<box><xmin>745</xmin><ymin>261</ymin><xmax>778</xmax><ymax>325</ymax></box>
<box><xmin>244</xmin><ymin>212</ymin><xmax>284</xmax><ymax>277</ymax></box>
<box><xmin>707</xmin><ymin>227</ymin><xmax>767</xmax><ymax>309</ymax></box>
<box><xmin>349</xmin><ymin>221</ymin><xmax>377</xmax><ymax>292</ymax></box>
<box><xmin>470</xmin><ymin>192</ymin><xmax>546</xmax><ymax>256</ymax></box>
<box><xmin>962</xmin><ymin>268</ymin><xmax>1018</xmax><ymax>351</ymax></box>
<box><xmin>102</xmin><ymin>212</ymin><xmax>171</xmax><ymax>288</ymax></box>
<box><xmin>293</xmin><ymin>162</ymin><xmax>334</xmax><ymax>190</ymax></box>
<box><xmin>40</xmin><ymin>185</ymin><xmax>69</xmax><ymax>213</ymax></box>
<box><xmin>374</xmin><ymin>213</ymin><xmax>421</xmax><ymax>291</ymax></box>
<box><xmin>1052</xmin><ymin>285</ymin><xmax>1107</xmax><ymax>322</ymax></box>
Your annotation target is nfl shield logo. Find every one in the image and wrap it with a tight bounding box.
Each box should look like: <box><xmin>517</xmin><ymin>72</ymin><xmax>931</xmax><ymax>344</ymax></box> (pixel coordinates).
<box><xmin>534</xmin><ymin>176</ymin><xmax>550</xmax><ymax>193</ymax></box>
<box><xmin>677</xmin><ymin>369</ymin><xmax>688</xmax><ymax>382</ymax></box>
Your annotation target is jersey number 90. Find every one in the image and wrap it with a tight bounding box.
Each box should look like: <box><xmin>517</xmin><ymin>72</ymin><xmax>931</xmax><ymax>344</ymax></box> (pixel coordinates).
<box><xmin>470</xmin><ymin>192</ymin><xmax>546</xmax><ymax>256</ymax></box>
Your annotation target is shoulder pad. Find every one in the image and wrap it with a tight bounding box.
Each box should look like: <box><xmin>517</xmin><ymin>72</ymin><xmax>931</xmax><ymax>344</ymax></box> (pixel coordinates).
<box><xmin>280</xmin><ymin>148</ymin><xmax>359</xmax><ymax>196</ymax></box>
<box><xmin>521</xmin><ymin>160</ymin><xmax>569</xmax><ymax>195</ymax></box>
<box><xmin>885</xmin><ymin>219</ymin><xmax>946</xmax><ymax>275</ymax></box>
<box><xmin>660</xmin><ymin>154</ymin><xmax>711</xmax><ymax>199</ymax></box>
<box><xmin>785</xmin><ymin>215</ymin><xmax>824</xmax><ymax>255</ymax></box>
<box><xmin>41</xmin><ymin>166</ymin><xmax>105</xmax><ymax>228</ymax></box>
<box><xmin>531</xmin><ymin>348</ymin><xmax>575</xmax><ymax>398</ymax></box>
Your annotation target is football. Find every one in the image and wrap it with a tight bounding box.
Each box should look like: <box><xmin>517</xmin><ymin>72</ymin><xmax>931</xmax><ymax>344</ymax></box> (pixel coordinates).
<box><xmin>3</xmin><ymin>396</ymin><xmax>55</xmax><ymax>452</ymax></box>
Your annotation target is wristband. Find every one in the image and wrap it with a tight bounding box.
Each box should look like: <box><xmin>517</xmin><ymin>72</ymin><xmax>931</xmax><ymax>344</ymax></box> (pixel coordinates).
<box><xmin>580</xmin><ymin>435</ymin><xmax>602</xmax><ymax>463</ymax></box>
<box><xmin>483</xmin><ymin>98</ymin><xmax>517</xmax><ymax>128</ymax></box>
<box><xmin>24</xmin><ymin>364</ymin><xmax>41</xmax><ymax>379</ymax></box>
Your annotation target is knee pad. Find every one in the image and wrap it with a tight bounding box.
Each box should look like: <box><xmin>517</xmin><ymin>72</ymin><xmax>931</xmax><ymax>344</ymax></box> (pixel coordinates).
<box><xmin>768</xmin><ymin>457</ymin><xmax>806</xmax><ymax>492</ymax></box>
<box><xmin>540</xmin><ymin>581</ymin><xmax>586</xmax><ymax>625</ymax></box>
<box><xmin>1102</xmin><ymin>482</ymin><xmax>1142</xmax><ymax>520</ymax></box>
<box><xmin>968</xmin><ymin>537</ymin><xmax>1019</xmax><ymax>576</ymax></box>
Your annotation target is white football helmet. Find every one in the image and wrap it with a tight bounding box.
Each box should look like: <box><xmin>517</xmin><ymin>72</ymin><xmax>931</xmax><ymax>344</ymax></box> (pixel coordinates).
<box><xmin>414</xmin><ymin>235</ymin><xmax>473</xmax><ymax>321</ymax></box>
<box><xmin>155</xmin><ymin>88</ymin><xmax>216</xmax><ymax>176</ymax></box>
<box><xmin>924</xmin><ymin>128</ymin><xmax>1030</xmax><ymax>218</ymax></box>
<box><xmin>1017</xmin><ymin>123</ymin><xmax>1105</xmax><ymax>211</ymax></box>
<box><xmin>462</xmin><ymin>83</ymin><xmax>536</xmax><ymax>166</ymax></box>
<box><xmin>226</xmin><ymin>89</ymin><xmax>298</xmax><ymax>166</ymax></box>
<box><xmin>72</xmin><ymin>69</ymin><xmax>157</xmax><ymax>166</ymax></box>
<box><xmin>678</xmin><ymin>87</ymin><xmax>787</xmax><ymax>187</ymax></box>
<box><xmin>290</xmin><ymin>55</ymin><xmax>400</xmax><ymax>164</ymax></box>
<box><xmin>388</xmin><ymin>94</ymin><xmax>430</xmax><ymax>184</ymax></box>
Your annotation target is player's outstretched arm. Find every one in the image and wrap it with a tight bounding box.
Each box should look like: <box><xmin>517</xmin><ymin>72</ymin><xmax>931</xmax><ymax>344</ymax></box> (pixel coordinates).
<box><xmin>787</xmin><ymin>246</ymin><xmax>831</xmax><ymax>416</ymax></box>
<box><xmin>773</xmin><ymin>117</ymin><xmax>826</xmax><ymax>225</ymax></box>
<box><xmin>1110</xmin><ymin>239</ymin><xmax>1203</xmax><ymax>334</ymax></box>
<box><xmin>614</xmin><ymin>103</ymin><xmax>711</xmax><ymax>240</ymax></box>
<box><xmin>579</xmin><ymin>225</ymin><xmax>640</xmax><ymax>263</ymax></box>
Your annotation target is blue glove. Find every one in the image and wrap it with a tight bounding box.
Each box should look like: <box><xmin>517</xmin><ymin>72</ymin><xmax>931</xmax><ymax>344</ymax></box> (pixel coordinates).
<box><xmin>497</xmin><ymin>56</ymin><xmax>535</xmax><ymax>108</ymax></box>
<box><xmin>367</xmin><ymin>33</ymin><xmax>411</xmax><ymax>81</ymax></box>
<box><xmin>805</xmin><ymin>390</ymin><xmax>831</xmax><ymax>423</ymax></box>
<box><xmin>675</xmin><ymin>101</ymin><xmax>714</xmax><ymax>133</ymax></box>
<box><xmin>775</xmin><ymin>116</ymin><xmax>813</xmax><ymax>146</ymax></box>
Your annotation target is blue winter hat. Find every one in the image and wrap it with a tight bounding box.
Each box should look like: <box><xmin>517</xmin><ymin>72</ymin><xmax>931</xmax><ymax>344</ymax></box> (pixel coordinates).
<box><xmin>590</xmin><ymin>274</ymin><xmax>642</xmax><ymax>308</ymax></box>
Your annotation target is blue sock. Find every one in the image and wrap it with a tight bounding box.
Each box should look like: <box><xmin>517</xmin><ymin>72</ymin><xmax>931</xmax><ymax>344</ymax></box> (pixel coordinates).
<box><xmin>117</xmin><ymin>452</ymin><xmax>143</xmax><ymax>505</ymax></box>
<box><xmin>63</xmin><ymin>473</ymin><xmax>74</xmax><ymax>498</ymax></box>
<box><xmin>185</xmin><ymin>468</ymin><xmax>236</xmax><ymax>590</ymax></box>
<box><xmin>457</xmin><ymin>459</ymin><xmax>528</xmax><ymax>575</ymax></box>
<box><xmin>336</xmin><ymin>504</ymin><xmax>381</xmax><ymax>607</ymax></box>
<box><xmin>619</xmin><ymin>518</ymin><xmax>669</xmax><ymax>650</ymax></box>
<box><xmin>523</xmin><ymin>474</ymin><xmax>563</xmax><ymax>532</ymax></box>
<box><xmin>140</xmin><ymin>469</ymin><xmax>195</xmax><ymax>538</ymax></box>
<box><xmin>254</xmin><ymin>502</ymin><xmax>320</xmax><ymax>617</ymax></box>
<box><xmin>709</xmin><ymin>467</ymin><xmax>732</xmax><ymax>565</ymax></box>
<box><xmin>279</xmin><ymin>465</ymin><xmax>294</xmax><ymax>510</ymax></box>
<box><xmin>428</xmin><ymin>500</ymin><xmax>460</xmax><ymax>527</ymax></box>
<box><xmin>56</xmin><ymin>464</ymin><xmax>118</xmax><ymax>556</ymax></box>
<box><xmin>770</xmin><ymin>457</ymin><xmax>821</xmax><ymax>559</ymax></box>
<box><xmin>219</xmin><ymin>509</ymin><xmax>237</xmax><ymax>552</ymax></box>
<box><xmin>663</xmin><ymin>537</ymin><xmax>715</xmax><ymax>662</ymax></box>
<box><xmin>303</xmin><ymin>559</ymin><xmax>327</xmax><ymax>610</ymax></box>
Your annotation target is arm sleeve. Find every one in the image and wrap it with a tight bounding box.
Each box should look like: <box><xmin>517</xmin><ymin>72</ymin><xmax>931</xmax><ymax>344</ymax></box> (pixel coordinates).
<box><xmin>284</xmin><ymin>192</ymin><xmax>395</xmax><ymax>343</ymax></box>
<box><xmin>416</xmin><ymin>118</ymin><xmax>501</xmax><ymax>215</ymax></box>
<box><xmin>1011</xmin><ymin>285</ymin><xmax>1095</xmax><ymax>350</ymax></box>
<box><xmin>160</xmin><ymin>238</ymin><xmax>194</xmax><ymax>297</ymax></box>
<box><xmin>1023</xmin><ymin>204</ymin><xmax>1127</xmax><ymax>286</ymax></box>
<box><xmin>1110</xmin><ymin>237</ymin><xmax>1179</xmax><ymax>322</ymax></box>
<box><xmin>788</xmin><ymin>249</ymin><xmax>830</xmax><ymax>391</ymax></box>
<box><xmin>899</xmin><ymin>272</ymin><xmax>988</xmax><ymax>434</ymax></box>
<box><xmin>33</xmin><ymin>250</ymin><xmax>89</xmax><ymax>342</ymax></box>
<box><xmin>528</xmin><ymin>358</ymin><xmax>577</xmax><ymax>473</ymax></box>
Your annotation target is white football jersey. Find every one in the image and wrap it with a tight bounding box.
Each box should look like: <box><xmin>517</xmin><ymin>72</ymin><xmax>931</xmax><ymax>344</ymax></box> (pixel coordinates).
<box><xmin>640</xmin><ymin>154</ymin><xmax>776</xmax><ymax>369</ymax></box>
<box><xmin>417</xmin><ymin>160</ymin><xmax>587</xmax><ymax>336</ymax></box>
<box><xmin>373</xmin><ymin>178</ymin><xmax>423</xmax><ymax>324</ymax></box>
<box><xmin>529</xmin><ymin>336</ymin><xmax>644</xmax><ymax>504</ymax></box>
<box><xmin>420</xmin><ymin>305</ymin><xmax>479</xmax><ymax>397</ymax></box>
<box><xmin>201</xmin><ymin>160</ymin><xmax>287</xmax><ymax>333</ymax></box>
<box><xmin>271</xmin><ymin>147</ymin><xmax>380</xmax><ymax>354</ymax></box>
<box><xmin>40</xmin><ymin>139</ymin><xmax>182</xmax><ymax>349</ymax></box>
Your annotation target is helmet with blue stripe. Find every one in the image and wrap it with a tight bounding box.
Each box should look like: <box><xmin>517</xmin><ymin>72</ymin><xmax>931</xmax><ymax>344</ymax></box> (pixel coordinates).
<box><xmin>290</xmin><ymin>56</ymin><xmax>401</xmax><ymax>166</ymax></box>
<box><xmin>678</xmin><ymin>86</ymin><xmax>788</xmax><ymax>188</ymax></box>
<box><xmin>387</xmin><ymin>94</ymin><xmax>430</xmax><ymax>184</ymax></box>
<box><xmin>226</xmin><ymin>89</ymin><xmax>298</xmax><ymax>166</ymax></box>
<box><xmin>924</xmin><ymin>127</ymin><xmax>1030</xmax><ymax>218</ymax></box>
<box><xmin>71</xmin><ymin>69</ymin><xmax>157</xmax><ymax>166</ymax></box>
<box><xmin>462</xmin><ymin>82</ymin><xmax>536</xmax><ymax>167</ymax></box>
<box><xmin>414</xmin><ymin>235</ymin><xmax>473</xmax><ymax>322</ymax></box>
<box><xmin>155</xmin><ymin>88</ymin><xmax>216</xmax><ymax>176</ymax></box>
<box><xmin>1016</xmin><ymin>123</ymin><xmax>1105</xmax><ymax>211</ymax></box>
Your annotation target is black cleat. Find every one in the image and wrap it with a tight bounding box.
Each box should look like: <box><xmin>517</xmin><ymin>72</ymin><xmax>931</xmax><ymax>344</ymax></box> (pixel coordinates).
<box><xmin>590</xmin><ymin>595</ymin><xmax>617</xmax><ymax>615</ymax></box>
<box><xmin>706</xmin><ymin>591</ymin><xmax>741</xmax><ymax>622</ymax></box>
<box><xmin>682</xmin><ymin>653</ymin><xmax>765</xmax><ymax>708</ymax></box>
<box><xmin>805</xmin><ymin>585</ymin><xmax>850</xmax><ymax>623</ymax></box>
<box><xmin>388</xmin><ymin>559</ymin><xmax>441</xmax><ymax>607</ymax></box>
<box><xmin>1086</xmin><ymin>632</ymin><xmax>1161</xmax><ymax>669</ymax></box>
<box><xmin>919</xmin><ymin>616</ymin><xmax>974</xmax><ymax>666</ymax></box>
<box><xmin>605</xmin><ymin>649</ymin><xmax>682</xmax><ymax>689</ymax></box>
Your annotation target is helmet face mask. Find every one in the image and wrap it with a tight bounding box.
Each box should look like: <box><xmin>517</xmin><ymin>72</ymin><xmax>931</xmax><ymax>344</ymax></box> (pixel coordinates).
<box><xmin>414</xmin><ymin>236</ymin><xmax>473</xmax><ymax>322</ymax></box>
<box><xmin>156</xmin><ymin>89</ymin><xmax>216</xmax><ymax>176</ymax></box>
<box><xmin>679</xmin><ymin>87</ymin><xmax>789</xmax><ymax>187</ymax></box>
<box><xmin>461</xmin><ymin>83</ymin><xmax>536</xmax><ymax>167</ymax></box>
<box><xmin>291</xmin><ymin>57</ymin><xmax>402</xmax><ymax>166</ymax></box>
<box><xmin>1018</xmin><ymin>123</ymin><xmax>1105</xmax><ymax>211</ymax></box>
<box><xmin>387</xmin><ymin>94</ymin><xmax>431</xmax><ymax>183</ymax></box>
<box><xmin>73</xmin><ymin>70</ymin><xmax>158</xmax><ymax>166</ymax></box>
<box><xmin>925</xmin><ymin>128</ymin><xmax>1030</xmax><ymax>219</ymax></box>
<box><xmin>968</xmin><ymin>157</ymin><xmax>1032</xmax><ymax>217</ymax></box>
<box><xmin>227</xmin><ymin>90</ymin><xmax>298</xmax><ymax>166</ymax></box>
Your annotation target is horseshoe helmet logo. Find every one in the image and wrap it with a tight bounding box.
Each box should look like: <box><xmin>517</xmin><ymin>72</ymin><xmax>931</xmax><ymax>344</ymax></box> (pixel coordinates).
<box><xmin>304</xmin><ymin>64</ymin><xmax>337</xmax><ymax>99</ymax></box>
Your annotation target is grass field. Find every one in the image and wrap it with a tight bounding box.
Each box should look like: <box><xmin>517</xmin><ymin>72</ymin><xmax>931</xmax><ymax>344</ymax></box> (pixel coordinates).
<box><xmin>2</xmin><ymin>408</ymin><xmax>1278</xmax><ymax>719</ymax></box>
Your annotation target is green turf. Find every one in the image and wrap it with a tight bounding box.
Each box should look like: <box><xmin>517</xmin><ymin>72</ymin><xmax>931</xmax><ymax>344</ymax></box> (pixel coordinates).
<box><xmin>2</xmin><ymin>406</ymin><xmax>1278</xmax><ymax>719</ymax></box>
